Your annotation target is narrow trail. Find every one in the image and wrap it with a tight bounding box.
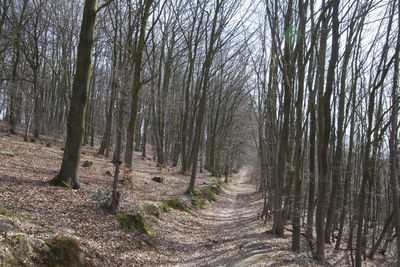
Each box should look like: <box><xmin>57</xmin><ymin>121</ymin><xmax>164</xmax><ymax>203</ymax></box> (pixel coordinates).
<box><xmin>159</xmin><ymin>169</ymin><xmax>274</xmax><ymax>266</ymax></box>
<box><xmin>195</xmin><ymin>168</ymin><xmax>270</xmax><ymax>267</ymax></box>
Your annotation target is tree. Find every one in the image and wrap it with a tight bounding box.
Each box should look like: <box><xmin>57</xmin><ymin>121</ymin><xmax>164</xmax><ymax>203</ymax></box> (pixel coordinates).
<box><xmin>124</xmin><ymin>0</ymin><xmax>154</xmax><ymax>169</ymax></box>
<box><xmin>315</xmin><ymin>0</ymin><xmax>339</xmax><ymax>262</ymax></box>
<box><xmin>48</xmin><ymin>0</ymin><xmax>98</xmax><ymax>189</ymax></box>
<box><xmin>291</xmin><ymin>0</ymin><xmax>306</xmax><ymax>252</ymax></box>
<box><xmin>185</xmin><ymin>0</ymin><xmax>222</xmax><ymax>194</ymax></box>
<box><xmin>389</xmin><ymin>0</ymin><xmax>400</xmax><ymax>265</ymax></box>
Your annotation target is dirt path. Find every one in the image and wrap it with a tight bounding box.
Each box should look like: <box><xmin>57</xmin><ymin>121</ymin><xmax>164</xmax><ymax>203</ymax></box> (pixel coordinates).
<box><xmin>194</xmin><ymin>168</ymin><xmax>268</xmax><ymax>267</ymax></box>
<box><xmin>157</xmin><ymin>168</ymin><xmax>277</xmax><ymax>266</ymax></box>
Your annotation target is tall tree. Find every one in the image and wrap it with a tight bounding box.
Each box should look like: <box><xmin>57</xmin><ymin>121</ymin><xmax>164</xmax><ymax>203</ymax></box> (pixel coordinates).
<box><xmin>291</xmin><ymin>0</ymin><xmax>306</xmax><ymax>252</ymax></box>
<box><xmin>389</xmin><ymin>0</ymin><xmax>400</xmax><ymax>265</ymax></box>
<box><xmin>316</xmin><ymin>0</ymin><xmax>339</xmax><ymax>263</ymax></box>
<box><xmin>48</xmin><ymin>0</ymin><xmax>98</xmax><ymax>189</ymax></box>
<box><xmin>124</xmin><ymin>0</ymin><xmax>154</xmax><ymax>169</ymax></box>
<box><xmin>185</xmin><ymin>0</ymin><xmax>223</xmax><ymax>194</ymax></box>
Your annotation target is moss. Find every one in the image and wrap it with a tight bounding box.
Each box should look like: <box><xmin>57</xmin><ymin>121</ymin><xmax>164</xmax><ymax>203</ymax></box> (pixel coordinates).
<box><xmin>254</xmin><ymin>192</ymin><xmax>262</xmax><ymax>198</ymax></box>
<box><xmin>0</xmin><ymin>207</ymin><xmax>16</xmax><ymax>218</ymax></box>
<box><xmin>156</xmin><ymin>201</ymin><xmax>170</xmax><ymax>213</ymax></box>
<box><xmin>210</xmin><ymin>184</ymin><xmax>222</xmax><ymax>195</ymax></box>
<box><xmin>189</xmin><ymin>179</ymin><xmax>230</xmax><ymax>209</ymax></box>
<box><xmin>122</xmin><ymin>239</ymin><xmax>137</xmax><ymax>249</ymax></box>
<box><xmin>47</xmin><ymin>174</ymin><xmax>72</xmax><ymax>189</ymax></box>
<box><xmin>43</xmin><ymin>236</ymin><xmax>87</xmax><ymax>267</ymax></box>
<box><xmin>0</xmin><ymin>207</ymin><xmax>30</xmax><ymax>222</ymax></box>
<box><xmin>151</xmin><ymin>176</ymin><xmax>164</xmax><ymax>183</ymax></box>
<box><xmin>161</xmin><ymin>198</ymin><xmax>190</xmax><ymax>213</ymax></box>
<box><xmin>81</xmin><ymin>161</ymin><xmax>93</xmax><ymax>167</ymax></box>
<box><xmin>9</xmin><ymin>257</ymin><xmax>22</xmax><ymax>266</ymax></box>
<box><xmin>117</xmin><ymin>212</ymin><xmax>155</xmax><ymax>238</ymax></box>
<box><xmin>191</xmin><ymin>197</ymin><xmax>206</xmax><ymax>209</ymax></box>
<box><xmin>224</xmin><ymin>176</ymin><xmax>232</xmax><ymax>184</ymax></box>
<box><xmin>15</xmin><ymin>234</ymin><xmax>25</xmax><ymax>241</ymax></box>
<box><xmin>0</xmin><ymin>151</ymin><xmax>14</xmax><ymax>157</ymax></box>
<box><xmin>142</xmin><ymin>203</ymin><xmax>161</xmax><ymax>218</ymax></box>
<box><xmin>142</xmin><ymin>201</ymin><xmax>170</xmax><ymax>218</ymax></box>
<box><xmin>196</xmin><ymin>188</ymin><xmax>216</xmax><ymax>202</ymax></box>
<box><xmin>10</xmin><ymin>234</ymin><xmax>32</xmax><ymax>267</ymax></box>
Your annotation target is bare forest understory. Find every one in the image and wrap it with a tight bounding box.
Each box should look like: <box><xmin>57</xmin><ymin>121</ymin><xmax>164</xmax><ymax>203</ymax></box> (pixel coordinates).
<box><xmin>0</xmin><ymin>128</ymin><xmax>397</xmax><ymax>266</ymax></box>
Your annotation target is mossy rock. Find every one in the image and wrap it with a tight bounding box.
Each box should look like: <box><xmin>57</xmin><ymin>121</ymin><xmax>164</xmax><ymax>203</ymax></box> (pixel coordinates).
<box><xmin>117</xmin><ymin>212</ymin><xmax>155</xmax><ymax>238</ymax></box>
<box><xmin>81</xmin><ymin>161</ymin><xmax>93</xmax><ymax>167</ymax></box>
<box><xmin>155</xmin><ymin>201</ymin><xmax>170</xmax><ymax>213</ymax></box>
<box><xmin>161</xmin><ymin>198</ymin><xmax>190</xmax><ymax>213</ymax></box>
<box><xmin>209</xmin><ymin>184</ymin><xmax>221</xmax><ymax>195</ymax></box>
<box><xmin>0</xmin><ymin>207</ymin><xmax>30</xmax><ymax>222</ymax></box>
<box><xmin>0</xmin><ymin>218</ymin><xmax>17</xmax><ymax>233</ymax></box>
<box><xmin>191</xmin><ymin>197</ymin><xmax>206</xmax><ymax>209</ymax></box>
<box><xmin>0</xmin><ymin>151</ymin><xmax>14</xmax><ymax>157</ymax></box>
<box><xmin>151</xmin><ymin>176</ymin><xmax>164</xmax><ymax>183</ymax></box>
<box><xmin>195</xmin><ymin>188</ymin><xmax>216</xmax><ymax>202</ymax></box>
<box><xmin>43</xmin><ymin>236</ymin><xmax>87</xmax><ymax>267</ymax></box>
<box><xmin>0</xmin><ymin>207</ymin><xmax>17</xmax><ymax>218</ymax></box>
<box><xmin>11</xmin><ymin>234</ymin><xmax>33</xmax><ymax>266</ymax></box>
<box><xmin>141</xmin><ymin>201</ymin><xmax>171</xmax><ymax>218</ymax></box>
<box><xmin>0</xmin><ymin>233</ymin><xmax>33</xmax><ymax>266</ymax></box>
<box><xmin>0</xmin><ymin>242</ymin><xmax>20</xmax><ymax>266</ymax></box>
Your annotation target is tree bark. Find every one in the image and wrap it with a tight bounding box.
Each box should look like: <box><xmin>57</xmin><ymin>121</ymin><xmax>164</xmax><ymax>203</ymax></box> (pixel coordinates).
<box><xmin>185</xmin><ymin>0</ymin><xmax>221</xmax><ymax>194</ymax></box>
<box><xmin>388</xmin><ymin>2</ymin><xmax>400</xmax><ymax>264</ymax></box>
<box><xmin>291</xmin><ymin>0</ymin><xmax>306</xmax><ymax>252</ymax></box>
<box><xmin>316</xmin><ymin>0</ymin><xmax>339</xmax><ymax>263</ymax></box>
<box><xmin>48</xmin><ymin>0</ymin><xmax>98</xmax><ymax>189</ymax></box>
<box><xmin>124</xmin><ymin>0</ymin><xmax>154</xmax><ymax>168</ymax></box>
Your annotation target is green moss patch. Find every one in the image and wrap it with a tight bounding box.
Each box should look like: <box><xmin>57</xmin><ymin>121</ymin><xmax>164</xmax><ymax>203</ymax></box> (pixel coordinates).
<box><xmin>0</xmin><ymin>207</ymin><xmax>18</xmax><ymax>219</ymax></box>
<box><xmin>0</xmin><ymin>207</ymin><xmax>31</xmax><ymax>223</ymax></box>
<box><xmin>160</xmin><ymin>198</ymin><xmax>190</xmax><ymax>213</ymax></box>
<box><xmin>189</xmin><ymin>178</ymin><xmax>231</xmax><ymax>210</ymax></box>
<box><xmin>117</xmin><ymin>212</ymin><xmax>156</xmax><ymax>238</ymax></box>
<box><xmin>0</xmin><ymin>218</ymin><xmax>17</xmax><ymax>233</ymax></box>
<box><xmin>141</xmin><ymin>201</ymin><xmax>170</xmax><ymax>218</ymax></box>
<box><xmin>43</xmin><ymin>236</ymin><xmax>87</xmax><ymax>267</ymax></box>
<box><xmin>0</xmin><ymin>233</ymin><xmax>34</xmax><ymax>266</ymax></box>
<box><xmin>47</xmin><ymin>175</ymin><xmax>72</xmax><ymax>189</ymax></box>
<box><xmin>0</xmin><ymin>151</ymin><xmax>14</xmax><ymax>157</ymax></box>
<box><xmin>191</xmin><ymin>197</ymin><xmax>206</xmax><ymax>209</ymax></box>
<box><xmin>151</xmin><ymin>176</ymin><xmax>164</xmax><ymax>183</ymax></box>
<box><xmin>81</xmin><ymin>161</ymin><xmax>93</xmax><ymax>167</ymax></box>
<box><xmin>195</xmin><ymin>188</ymin><xmax>216</xmax><ymax>202</ymax></box>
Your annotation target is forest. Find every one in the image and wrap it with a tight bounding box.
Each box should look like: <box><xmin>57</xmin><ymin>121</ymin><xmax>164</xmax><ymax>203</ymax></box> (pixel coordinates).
<box><xmin>0</xmin><ymin>0</ymin><xmax>399</xmax><ymax>266</ymax></box>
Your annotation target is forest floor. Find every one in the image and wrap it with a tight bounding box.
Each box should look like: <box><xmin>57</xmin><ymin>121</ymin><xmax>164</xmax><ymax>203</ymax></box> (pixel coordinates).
<box><xmin>0</xmin><ymin>127</ymin><xmax>396</xmax><ymax>266</ymax></box>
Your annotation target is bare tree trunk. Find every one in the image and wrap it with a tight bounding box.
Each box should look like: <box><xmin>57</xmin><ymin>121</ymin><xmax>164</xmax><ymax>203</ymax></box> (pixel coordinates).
<box><xmin>291</xmin><ymin>0</ymin><xmax>306</xmax><ymax>252</ymax></box>
<box><xmin>185</xmin><ymin>0</ymin><xmax>221</xmax><ymax>194</ymax></box>
<box><xmin>48</xmin><ymin>0</ymin><xmax>98</xmax><ymax>189</ymax></box>
<box><xmin>8</xmin><ymin>39</ymin><xmax>20</xmax><ymax>135</ymax></box>
<box><xmin>99</xmin><ymin>24</ymin><xmax>119</xmax><ymax>156</ymax></box>
<box><xmin>389</xmin><ymin>2</ymin><xmax>400</xmax><ymax>264</ymax></box>
<box><xmin>125</xmin><ymin>0</ymin><xmax>154</xmax><ymax>168</ymax></box>
<box><xmin>368</xmin><ymin>211</ymin><xmax>394</xmax><ymax>260</ymax></box>
<box><xmin>109</xmin><ymin>70</ymin><xmax>129</xmax><ymax>215</ymax></box>
<box><xmin>271</xmin><ymin>0</ymin><xmax>294</xmax><ymax>237</ymax></box>
<box><xmin>316</xmin><ymin>0</ymin><xmax>339</xmax><ymax>262</ymax></box>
